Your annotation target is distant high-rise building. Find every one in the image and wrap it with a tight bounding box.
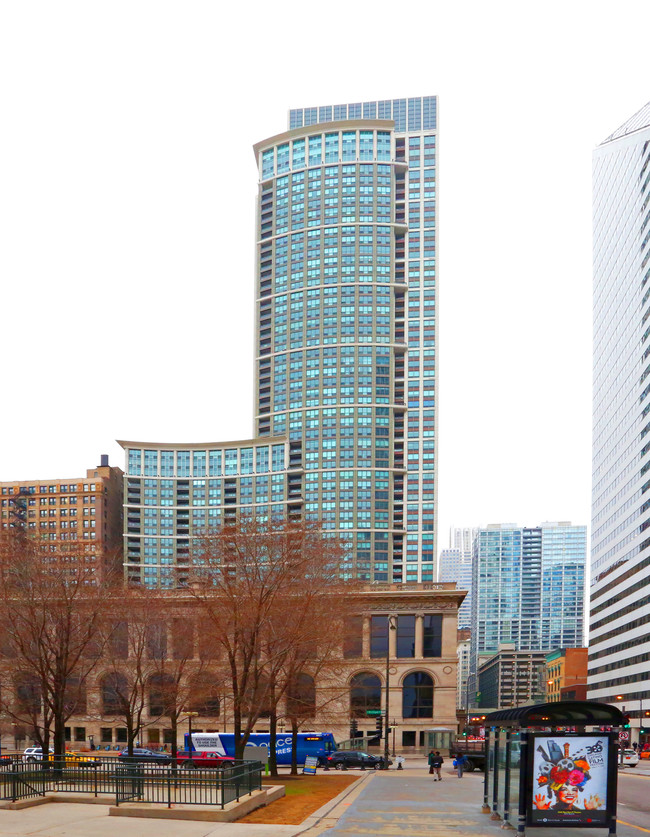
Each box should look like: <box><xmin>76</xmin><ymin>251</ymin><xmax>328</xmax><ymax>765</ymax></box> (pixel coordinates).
<box><xmin>256</xmin><ymin>97</ymin><xmax>438</xmax><ymax>581</ymax></box>
<box><xmin>468</xmin><ymin>522</ymin><xmax>586</xmax><ymax>706</ymax></box>
<box><xmin>439</xmin><ymin>526</ymin><xmax>477</xmax><ymax>628</ymax></box>
<box><xmin>589</xmin><ymin>101</ymin><xmax>650</xmax><ymax>739</ymax></box>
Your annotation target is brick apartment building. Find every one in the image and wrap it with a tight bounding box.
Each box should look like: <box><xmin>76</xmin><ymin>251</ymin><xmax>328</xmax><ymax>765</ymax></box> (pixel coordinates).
<box><xmin>0</xmin><ymin>455</ymin><xmax>123</xmax><ymax>577</ymax></box>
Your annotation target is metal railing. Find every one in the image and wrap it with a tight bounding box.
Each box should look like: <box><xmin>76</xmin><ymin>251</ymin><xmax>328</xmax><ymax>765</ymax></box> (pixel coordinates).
<box><xmin>0</xmin><ymin>757</ymin><xmax>263</xmax><ymax>808</ymax></box>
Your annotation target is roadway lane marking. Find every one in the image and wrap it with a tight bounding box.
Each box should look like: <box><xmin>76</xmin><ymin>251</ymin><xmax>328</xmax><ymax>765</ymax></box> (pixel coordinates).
<box><xmin>618</xmin><ymin>819</ymin><xmax>650</xmax><ymax>833</ymax></box>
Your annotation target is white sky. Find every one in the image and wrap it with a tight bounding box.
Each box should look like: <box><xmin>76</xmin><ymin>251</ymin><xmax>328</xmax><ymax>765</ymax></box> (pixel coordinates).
<box><xmin>2</xmin><ymin>0</ymin><xmax>650</xmax><ymax>547</ymax></box>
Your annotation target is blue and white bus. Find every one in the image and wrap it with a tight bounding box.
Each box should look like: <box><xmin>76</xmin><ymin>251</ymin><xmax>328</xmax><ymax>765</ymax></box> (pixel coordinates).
<box><xmin>184</xmin><ymin>731</ymin><xmax>337</xmax><ymax>766</ymax></box>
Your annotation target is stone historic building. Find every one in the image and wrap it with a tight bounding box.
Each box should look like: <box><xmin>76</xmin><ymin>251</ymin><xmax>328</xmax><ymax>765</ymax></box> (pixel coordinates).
<box><xmin>1</xmin><ymin>582</ymin><xmax>463</xmax><ymax>753</ymax></box>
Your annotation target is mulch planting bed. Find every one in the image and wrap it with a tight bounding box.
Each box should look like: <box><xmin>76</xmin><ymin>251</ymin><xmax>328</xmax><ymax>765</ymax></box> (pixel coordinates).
<box><xmin>238</xmin><ymin>773</ymin><xmax>359</xmax><ymax>824</ymax></box>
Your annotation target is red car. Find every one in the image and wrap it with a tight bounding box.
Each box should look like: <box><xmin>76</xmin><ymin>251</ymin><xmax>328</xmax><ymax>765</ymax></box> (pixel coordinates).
<box><xmin>178</xmin><ymin>751</ymin><xmax>235</xmax><ymax>769</ymax></box>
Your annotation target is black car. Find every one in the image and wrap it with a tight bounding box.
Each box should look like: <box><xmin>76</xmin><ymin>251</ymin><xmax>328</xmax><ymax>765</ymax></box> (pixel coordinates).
<box><xmin>118</xmin><ymin>748</ymin><xmax>172</xmax><ymax>764</ymax></box>
<box><xmin>327</xmin><ymin>750</ymin><xmax>392</xmax><ymax>770</ymax></box>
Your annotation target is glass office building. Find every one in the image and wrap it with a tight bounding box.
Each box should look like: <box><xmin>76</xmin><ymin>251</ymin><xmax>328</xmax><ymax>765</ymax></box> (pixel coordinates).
<box><xmin>118</xmin><ymin>438</ymin><xmax>301</xmax><ymax>586</ymax></box>
<box><xmin>253</xmin><ymin>97</ymin><xmax>438</xmax><ymax>582</ymax></box>
<box><xmin>589</xmin><ymin>102</ymin><xmax>650</xmax><ymax>728</ymax></box>
<box><xmin>468</xmin><ymin>522</ymin><xmax>586</xmax><ymax>705</ymax></box>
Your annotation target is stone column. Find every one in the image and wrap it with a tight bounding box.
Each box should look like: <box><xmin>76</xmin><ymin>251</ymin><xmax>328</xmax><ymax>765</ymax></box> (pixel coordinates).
<box><xmin>415</xmin><ymin>613</ymin><xmax>424</xmax><ymax>658</ymax></box>
<box><xmin>362</xmin><ymin>615</ymin><xmax>371</xmax><ymax>659</ymax></box>
<box><xmin>389</xmin><ymin>615</ymin><xmax>397</xmax><ymax>657</ymax></box>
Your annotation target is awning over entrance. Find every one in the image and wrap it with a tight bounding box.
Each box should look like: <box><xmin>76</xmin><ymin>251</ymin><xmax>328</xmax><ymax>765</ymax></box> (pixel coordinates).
<box><xmin>484</xmin><ymin>700</ymin><xmax>624</xmax><ymax>728</ymax></box>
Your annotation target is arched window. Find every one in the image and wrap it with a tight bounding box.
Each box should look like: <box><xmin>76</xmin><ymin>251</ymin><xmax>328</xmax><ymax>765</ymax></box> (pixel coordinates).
<box><xmin>148</xmin><ymin>674</ymin><xmax>176</xmax><ymax>717</ymax></box>
<box><xmin>286</xmin><ymin>673</ymin><xmax>315</xmax><ymax>719</ymax></box>
<box><xmin>101</xmin><ymin>672</ymin><xmax>128</xmax><ymax>716</ymax></box>
<box><xmin>64</xmin><ymin>677</ymin><xmax>87</xmax><ymax>715</ymax></box>
<box><xmin>350</xmin><ymin>672</ymin><xmax>381</xmax><ymax>718</ymax></box>
<box><xmin>189</xmin><ymin>673</ymin><xmax>220</xmax><ymax>716</ymax></box>
<box><xmin>402</xmin><ymin>672</ymin><xmax>433</xmax><ymax>718</ymax></box>
<box><xmin>14</xmin><ymin>672</ymin><xmax>41</xmax><ymax>716</ymax></box>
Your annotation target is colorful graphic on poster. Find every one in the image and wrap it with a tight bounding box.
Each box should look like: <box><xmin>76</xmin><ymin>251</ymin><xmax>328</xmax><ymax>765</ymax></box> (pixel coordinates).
<box><xmin>530</xmin><ymin>735</ymin><xmax>609</xmax><ymax>825</ymax></box>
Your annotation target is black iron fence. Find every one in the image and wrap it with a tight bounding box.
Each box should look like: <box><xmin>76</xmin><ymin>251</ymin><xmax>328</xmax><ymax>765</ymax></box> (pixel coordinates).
<box><xmin>0</xmin><ymin>757</ymin><xmax>263</xmax><ymax>808</ymax></box>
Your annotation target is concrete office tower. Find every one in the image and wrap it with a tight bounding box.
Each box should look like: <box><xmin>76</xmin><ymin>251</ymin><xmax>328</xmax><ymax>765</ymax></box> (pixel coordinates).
<box><xmin>468</xmin><ymin>522</ymin><xmax>586</xmax><ymax>706</ymax></box>
<box><xmin>254</xmin><ymin>97</ymin><xmax>438</xmax><ymax>581</ymax></box>
<box><xmin>439</xmin><ymin>526</ymin><xmax>477</xmax><ymax>628</ymax></box>
<box><xmin>589</xmin><ymin>102</ymin><xmax>650</xmax><ymax>732</ymax></box>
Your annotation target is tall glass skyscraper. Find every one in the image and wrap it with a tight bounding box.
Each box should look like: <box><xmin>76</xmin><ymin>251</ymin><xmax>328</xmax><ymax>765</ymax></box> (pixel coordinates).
<box><xmin>468</xmin><ymin>522</ymin><xmax>586</xmax><ymax>705</ymax></box>
<box><xmin>253</xmin><ymin>97</ymin><xmax>438</xmax><ymax>582</ymax></box>
<box><xmin>589</xmin><ymin>102</ymin><xmax>650</xmax><ymax>731</ymax></box>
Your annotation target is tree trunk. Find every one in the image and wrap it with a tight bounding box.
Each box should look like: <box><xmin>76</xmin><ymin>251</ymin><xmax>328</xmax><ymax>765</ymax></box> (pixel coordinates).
<box><xmin>290</xmin><ymin>717</ymin><xmax>298</xmax><ymax>776</ymax></box>
<box><xmin>53</xmin><ymin>714</ymin><xmax>67</xmax><ymax>761</ymax></box>
<box><xmin>268</xmin><ymin>711</ymin><xmax>278</xmax><ymax>776</ymax></box>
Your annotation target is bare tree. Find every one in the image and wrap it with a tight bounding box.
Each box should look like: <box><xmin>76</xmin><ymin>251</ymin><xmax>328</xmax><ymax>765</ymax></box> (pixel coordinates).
<box><xmin>98</xmin><ymin>586</ymin><xmax>170</xmax><ymax>756</ymax></box>
<box><xmin>0</xmin><ymin>531</ymin><xmax>110</xmax><ymax>759</ymax></box>
<box><xmin>187</xmin><ymin>518</ymin><xmax>358</xmax><ymax>761</ymax></box>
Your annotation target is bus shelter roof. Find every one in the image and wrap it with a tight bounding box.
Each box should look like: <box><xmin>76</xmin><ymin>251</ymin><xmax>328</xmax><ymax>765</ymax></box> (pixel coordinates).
<box><xmin>484</xmin><ymin>700</ymin><xmax>625</xmax><ymax>729</ymax></box>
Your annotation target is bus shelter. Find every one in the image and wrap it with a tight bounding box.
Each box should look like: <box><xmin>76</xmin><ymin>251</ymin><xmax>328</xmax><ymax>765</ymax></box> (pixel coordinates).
<box><xmin>482</xmin><ymin>701</ymin><xmax>624</xmax><ymax>836</ymax></box>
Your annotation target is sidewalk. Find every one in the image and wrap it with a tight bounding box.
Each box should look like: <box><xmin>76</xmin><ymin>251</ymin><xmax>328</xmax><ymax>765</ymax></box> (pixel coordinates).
<box><xmin>313</xmin><ymin>759</ymin><xmax>645</xmax><ymax>836</ymax></box>
<box><xmin>0</xmin><ymin>759</ymin><xmax>645</xmax><ymax>836</ymax></box>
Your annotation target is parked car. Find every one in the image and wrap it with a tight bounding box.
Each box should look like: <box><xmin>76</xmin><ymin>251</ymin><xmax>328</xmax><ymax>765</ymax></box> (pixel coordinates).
<box><xmin>118</xmin><ymin>748</ymin><xmax>172</xmax><ymax>764</ymax></box>
<box><xmin>23</xmin><ymin>747</ymin><xmax>54</xmax><ymax>763</ymax></box>
<box><xmin>326</xmin><ymin>750</ymin><xmax>391</xmax><ymax>770</ymax></box>
<box><xmin>178</xmin><ymin>751</ymin><xmax>236</xmax><ymax>769</ymax></box>
<box><xmin>60</xmin><ymin>751</ymin><xmax>98</xmax><ymax>767</ymax></box>
<box><xmin>622</xmin><ymin>748</ymin><xmax>639</xmax><ymax>767</ymax></box>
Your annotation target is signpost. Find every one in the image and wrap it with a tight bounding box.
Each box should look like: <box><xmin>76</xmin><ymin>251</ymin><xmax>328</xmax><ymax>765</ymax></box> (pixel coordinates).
<box><xmin>303</xmin><ymin>755</ymin><xmax>318</xmax><ymax>775</ymax></box>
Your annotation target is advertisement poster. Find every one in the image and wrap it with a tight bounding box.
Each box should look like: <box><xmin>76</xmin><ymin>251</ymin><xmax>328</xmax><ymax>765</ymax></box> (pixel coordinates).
<box><xmin>529</xmin><ymin>735</ymin><xmax>609</xmax><ymax>826</ymax></box>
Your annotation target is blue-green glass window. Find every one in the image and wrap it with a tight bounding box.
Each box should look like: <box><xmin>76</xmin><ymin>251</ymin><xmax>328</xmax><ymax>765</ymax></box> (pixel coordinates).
<box><xmin>256</xmin><ymin>447</ymin><xmax>269</xmax><ymax>473</ymax></box>
<box><xmin>128</xmin><ymin>449</ymin><xmax>142</xmax><ymax>476</ymax></box>
<box><xmin>161</xmin><ymin>451</ymin><xmax>174</xmax><ymax>477</ymax></box>
<box><xmin>144</xmin><ymin>450</ymin><xmax>158</xmax><ymax>477</ymax></box>
<box><xmin>208</xmin><ymin>450</ymin><xmax>222</xmax><ymax>476</ymax></box>
<box><xmin>422</xmin><ymin>614</ymin><xmax>442</xmax><ymax>657</ymax></box>
<box><xmin>396</xmin><ymin>615</ymin><xmax>416</xmax><ymax>657</ymax></box>
<box><xmin>359</xmin><ymin>131</ymin><xmax>373</xmax><ymax>160</ymax></box>
<box><xmin>377</xmin><ymin>132</ymin><xmax>391</xmax><ymax>161</ymax></box>
<box><xmin>177</xmin><ymin>451</ymin><xmax>190</xmax><ymax>478</ymax></box>
<box><xmin>271</xmin><ymin>444</ymin><xmax>284</xmax><ymax>472</ymax></box>
<box><xmin>240</xmin><ymin>448</ymin><xmax>253</xmax><ymax>474</ymax></box>
<box><xmin>325</xmin><ymin>133</ymin><xmax>339</xmax><ymax>163</ymax></box>
<box><xmin>308</xmin><ymin>136</ymin><xmax>321</xmax><ymax>166</ymax></box>
<box><xmin>262</xmin><ymin>149</ymin><xmax>274</xmax><ymax>179</ymax></box>
<box><xmin>292</xmin><ymin>139</ymin><xmax>305</xmax><ymax>169</ymax></box>
<box><xmin>225</xmin><ymin>450</ymin><xmax>238</xmax><ymax>475</ymax></box>
<box><xmin>402</xmin><ymin>672</ymin><xmax>433</xmax><ymax>718</ymax></box>
<box><xmin>193</xmin><ymin>451</ymin><xmax>206</xmax><ymax>477</ymax></box>
<box><xmin>277</xmin><ymin>143</ymin><xmax>290</xmax><ymax>174</ymax></box>
<box><xmin>342</xmin><ymin>132</ymin><xmax>356</xmax><ymax>161</ymax></box>
<box><xmin>370</xmin><ymin>616</ymin><xmax>389</xmax><ymax>658</ymax></box>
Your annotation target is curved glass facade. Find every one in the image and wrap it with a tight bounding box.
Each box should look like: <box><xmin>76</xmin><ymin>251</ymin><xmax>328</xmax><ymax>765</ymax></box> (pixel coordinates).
<box><xmin>254</xmin><ymin>121</ymin><xmax>406</xmax><ymax>581</ymax></box>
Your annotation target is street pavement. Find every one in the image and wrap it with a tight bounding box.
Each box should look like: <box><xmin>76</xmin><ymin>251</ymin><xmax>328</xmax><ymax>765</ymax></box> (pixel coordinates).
<box><xmin>0</xmin><ymin>757</ymin><xmax>648</xmax><ymax>835</ymax></box>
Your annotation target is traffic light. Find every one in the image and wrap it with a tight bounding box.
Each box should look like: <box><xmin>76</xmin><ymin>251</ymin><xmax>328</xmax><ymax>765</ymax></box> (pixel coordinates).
<box><xmin>376</xmin><ymin>716</ymin><xmax>384</xmax><ymax>737</ymax></box>
<box><xmin>623</xmin><ymin>714</ymin><xmax>631</xmax><ymax>729</ymax></box>
<box><xmin>350</xmin><ymin>719</ymin><xmax>358</xmax><ymax>738</ymax></box>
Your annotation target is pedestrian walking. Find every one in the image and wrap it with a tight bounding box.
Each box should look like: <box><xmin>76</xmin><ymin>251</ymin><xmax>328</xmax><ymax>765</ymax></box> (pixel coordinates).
<box><xmin>432</xmin><ymin>750</ymin><xmax>443</xmax><ymax>780</ymax></box>
<box><xmin>453</xmin><ymin>752</ymin><xmax>466</xmax><ymax>778</ymax></box>
<box><xmin>428</xmin><ymin>749</ymin><xmax>435</xmax><ymax>775</ymax></box>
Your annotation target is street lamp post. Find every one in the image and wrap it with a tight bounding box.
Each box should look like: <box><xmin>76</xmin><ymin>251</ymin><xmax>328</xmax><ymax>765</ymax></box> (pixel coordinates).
<box><xmin>384</xmin><ymin>615</ymin><xmax>397</xmax><ymax>770</ymax></box>
<box><xmin>185</xmin><ymin>711</ymin><xmax>199</xmax><ymax>754</ymax></box>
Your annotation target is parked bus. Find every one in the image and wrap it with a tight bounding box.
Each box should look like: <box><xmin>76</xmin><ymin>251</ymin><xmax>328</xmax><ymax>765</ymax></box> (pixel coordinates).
<box><xmin>184</xmin><ymin>731</ymin><xmax>337</xmax><ymax>766</ymax></box>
